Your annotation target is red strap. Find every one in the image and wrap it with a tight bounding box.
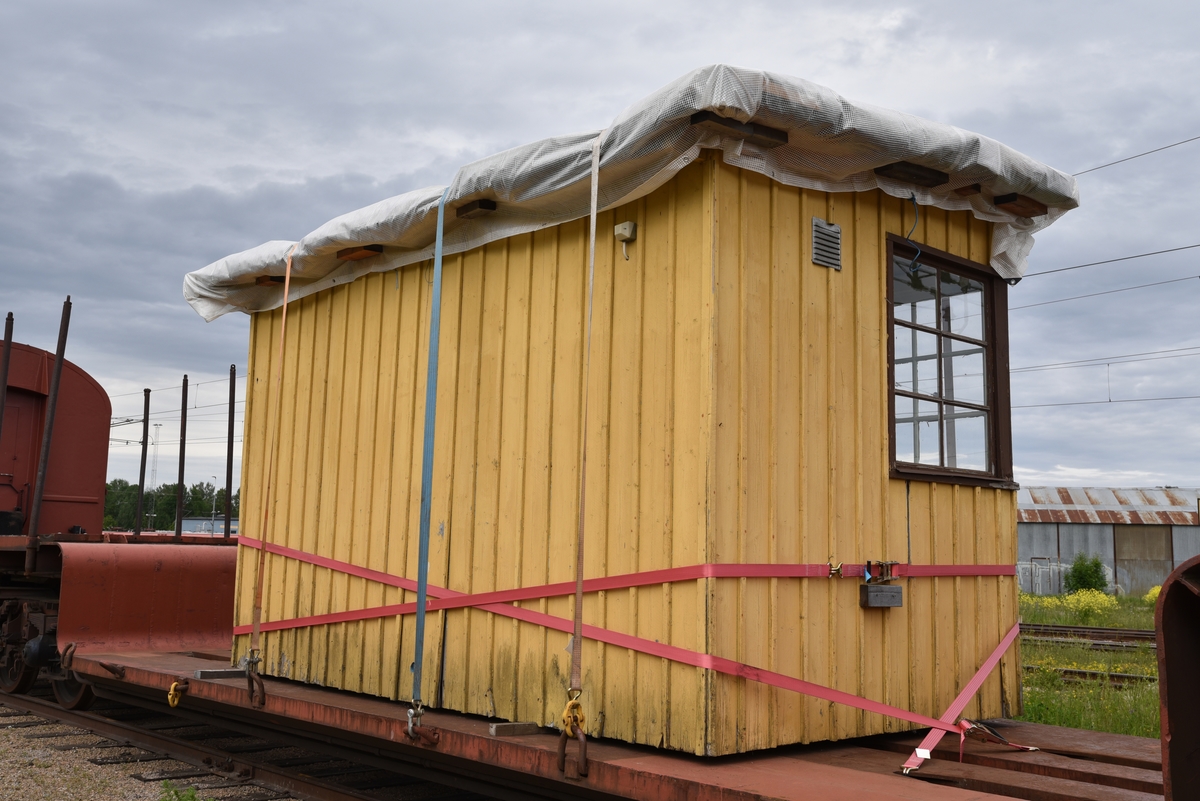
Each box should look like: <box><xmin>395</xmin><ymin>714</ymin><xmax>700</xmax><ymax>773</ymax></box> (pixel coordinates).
<box><xmin>236</xmin><ymin>536</ymin><xmax>1013</xmax><ymax>634</ymax></box>
<box><xmin>900</xmin><ymin>622</ymin><xmax>1021</xmax><ymax>773</ymax></box>
<box><xmin>235</xmin><ymin>537</ymin><xmax>1017</xmax><ymax>737</ymax></box>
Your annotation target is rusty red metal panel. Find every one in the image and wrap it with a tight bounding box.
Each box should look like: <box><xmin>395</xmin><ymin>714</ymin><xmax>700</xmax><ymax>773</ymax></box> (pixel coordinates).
<box><xmin>1157</xmin><ymin>554</ymin><xmax>1200</xmax><ymax>800</ymax></box>
<box><xmin>0</xmin><ymin>342</ymin><xmax>110</xmax><ymax>537</ymax></box>
<box><xmin>1019</xmin><ymin>486</ymin><xmax>1199</xmax><ymax>527</ymax></box>
<box><xmin>1163</xmin><ymin>489</ymin><xmax>1190</xmax><ymax>508</ymax></box>
<box><xmin>57</xmin><ymin>542</ymin><xmax>235</xmax><ymax>653</ymax></box>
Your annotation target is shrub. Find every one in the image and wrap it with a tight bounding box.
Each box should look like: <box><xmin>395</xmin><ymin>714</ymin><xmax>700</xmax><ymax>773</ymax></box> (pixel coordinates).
<box><xmin>1063</xmin><ymin>588</ymin><xmax>1118</xmax><ymax>624</ymax></box>
<box><xmin>1144</xmin><ymin>585</ymin><xmax>1161</xmax><ymax>605</ymax></box>
<box><xmin>1063</xmin><ymin>553</ymin><xmax>1107</xmax><ymax>593</ymax></box>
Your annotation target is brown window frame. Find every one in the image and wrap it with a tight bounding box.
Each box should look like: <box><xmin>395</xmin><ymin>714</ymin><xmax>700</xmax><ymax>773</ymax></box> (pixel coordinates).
<box><xmin>887</xmin><ymin>234</ymin><xmax>1015</xmax><ymax>489</ymax></box>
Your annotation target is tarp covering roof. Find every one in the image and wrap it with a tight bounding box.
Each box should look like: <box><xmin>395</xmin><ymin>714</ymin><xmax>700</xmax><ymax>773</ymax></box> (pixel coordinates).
<box><xmin>184</xmin><ymin>64</ymin><xmax>1080</xmax><ymax>322</ymax></box>
<box><xmin>1018</xmin><ymin>487</ymin><xmax>1200</xmax><ymax>526</ymax></box>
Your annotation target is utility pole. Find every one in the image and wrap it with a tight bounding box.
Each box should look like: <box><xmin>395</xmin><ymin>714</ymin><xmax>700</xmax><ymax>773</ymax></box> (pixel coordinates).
<box><xmin>151</xmin><ymin>423</ymin><xmax>162</xmax><ymax>488</ymax></box>
<box><xmin>149</xmin><ymin>423</ymin><xmax>162</xmax><ymax>530</ymax></box>
<box><xmin>210</xmin><ymin>475</ymin><xmax>219</xmax><ymax>534</ymax></box>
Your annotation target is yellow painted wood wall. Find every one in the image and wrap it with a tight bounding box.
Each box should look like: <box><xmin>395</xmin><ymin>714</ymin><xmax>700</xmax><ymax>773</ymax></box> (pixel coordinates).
<box><xmin>234</xmin><ymin>151</ymin><xmax>1019</xmax><ymax>756</ymax></box>
<box><xmin>703</xmin><ymin>159</ymin><xmax>1018</xmax><ymax>753</ymax></box>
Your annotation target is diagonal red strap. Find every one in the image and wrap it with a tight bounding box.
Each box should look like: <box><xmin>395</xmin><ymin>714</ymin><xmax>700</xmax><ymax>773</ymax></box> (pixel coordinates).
<box><xmin>236</xmin><ymin>537</ymin><xmax>1013</xmax><ymax>634</ymax></box>
<box><xmin>235</xmin><ymin>537</ymin><xmax>1016</xmax><ymax>737</ymax></box>
<box><xmin>900</xmin><ymin>621</ymin><xmax>1021</xmax><ymax>773</ymax></box>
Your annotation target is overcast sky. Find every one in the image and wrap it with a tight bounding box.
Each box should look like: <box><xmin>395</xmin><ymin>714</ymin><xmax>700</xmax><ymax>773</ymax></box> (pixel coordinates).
<box><xmin>2</xmin><ymin>0</ymin><xmax>1198</xmax><ymax>493</ymax></box>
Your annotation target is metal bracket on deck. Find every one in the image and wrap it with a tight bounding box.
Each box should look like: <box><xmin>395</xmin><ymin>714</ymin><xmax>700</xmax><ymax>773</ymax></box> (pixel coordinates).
<box><xmin>244</xmin><ymin>651</ymin><xmax>266</xmax><ymax>708</ymax></box>
<box><xmin>406</xmin><ymin>705</ymin><xmax>441</xmax><ymax>746</ymax></box>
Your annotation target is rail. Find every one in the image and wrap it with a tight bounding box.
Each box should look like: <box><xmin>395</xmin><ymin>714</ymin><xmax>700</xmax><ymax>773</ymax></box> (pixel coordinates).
<box><xmin>1020</xmin><ymin>623</ymin><xmax>1156</xmax><ymax>644</ymax></box>
<box><xmin>1</xmin><ymin>684</ymin><xmax>498</xmax><ymax>801</ymax></box>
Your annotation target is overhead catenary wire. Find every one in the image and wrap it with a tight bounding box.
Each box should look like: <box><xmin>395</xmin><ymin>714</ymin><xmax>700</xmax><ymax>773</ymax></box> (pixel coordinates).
<box><xmin>1014</xmin><ymin>394</ymin><xmax>1200</xmax><ymax>409</ymax></box>
<box><xmin>1009</xmin><ymin>275</ymin><xmax>1200</xmax><ymax>311</ymax></box>
<box><xmin>107</xmin><ymin>372</ymin><xmax>246</xmax><ymax>399</ymax></box>
<box><xmin>1073</xmin><ymin>133</ymin><xmax>1200</xmax><ymax>176</ymax></box>
<box><xmin>111</xmin><ymin>399</ymin><xmax>245</xmax><ymax>425</ymax></box>
<box><xmin>1010</xmin><ymin>345</ymin><xmax>1200</xmax><ymax>373</ymax></box>
<box><xmin>109</xmin><ymin>436</ymin><xmax>243</xmax><ymax>447</ymax></box>
<box><xmin>1023</xmin><ymin>243</ymin><xmax>1200</xmax><ymax>277</ymax></box>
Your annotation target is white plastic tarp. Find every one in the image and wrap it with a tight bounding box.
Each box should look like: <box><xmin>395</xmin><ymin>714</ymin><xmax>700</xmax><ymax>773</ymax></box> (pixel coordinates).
<box><xmin>184</xmin><ymin>64</ymin><xmax>1079</xmax><ymax>321</ymax></box>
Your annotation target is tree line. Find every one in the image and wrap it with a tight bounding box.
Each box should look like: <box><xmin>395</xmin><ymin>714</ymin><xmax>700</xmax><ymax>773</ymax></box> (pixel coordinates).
<box><xmin>103</xmin><ymin>479</ymin><xmax>240</xmax><ymax>532</ymax></box>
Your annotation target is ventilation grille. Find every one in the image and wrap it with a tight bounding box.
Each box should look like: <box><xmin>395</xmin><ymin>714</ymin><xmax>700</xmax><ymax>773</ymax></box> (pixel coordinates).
<box><xmin>812</xmin><ymin>218</ymin><xmax>842</xmax><ymax>270</ymax></box>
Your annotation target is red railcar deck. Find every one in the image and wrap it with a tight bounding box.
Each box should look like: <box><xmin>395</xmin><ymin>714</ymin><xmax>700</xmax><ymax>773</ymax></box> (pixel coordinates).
<box><xmin>66</xmin><ymin>649</ymin><xmax>1163</xmax><ymax>801</ymax></box>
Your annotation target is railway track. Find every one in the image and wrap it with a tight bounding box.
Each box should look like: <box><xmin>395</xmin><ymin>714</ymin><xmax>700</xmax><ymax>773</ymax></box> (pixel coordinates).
<box><xmin>1</xmin><ymin>682</ymin><xmax>499</xmax><ymax>801</ymax></box>
<box><xmin>1020</xmin><ymin>623</ymin><xmax>1157</xmax><ymax>651</ymax></box>
<box><xmin>1022</xmin><ymin>664</ymin><xmax>1156</xmax><ymax>688</ymax></box>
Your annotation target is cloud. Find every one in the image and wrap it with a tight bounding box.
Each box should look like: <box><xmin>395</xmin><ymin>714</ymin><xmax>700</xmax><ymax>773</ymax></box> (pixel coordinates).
<box><xmin>2</xmin><ymin>0</ymin><xmax>1198</xmax><ymax>488</ymax></box>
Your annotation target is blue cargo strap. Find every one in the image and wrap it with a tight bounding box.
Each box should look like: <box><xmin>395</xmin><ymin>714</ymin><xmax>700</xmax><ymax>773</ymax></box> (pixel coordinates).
<box><xmin>409</xmin><ymin>185</ymin><xmax>451</xmax><ymax>738</ymax></box>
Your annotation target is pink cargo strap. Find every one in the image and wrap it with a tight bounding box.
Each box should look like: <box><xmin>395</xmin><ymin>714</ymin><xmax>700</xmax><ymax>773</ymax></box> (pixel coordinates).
<box><xmin>901</xmin><ymin>622</ymin><xmax>1036</xmax><ymax>773</ymax></box>
<box><xmin>236</xmin><ymin>536</ymin><xmax>1018</xmax><ymax>742</ymax></box>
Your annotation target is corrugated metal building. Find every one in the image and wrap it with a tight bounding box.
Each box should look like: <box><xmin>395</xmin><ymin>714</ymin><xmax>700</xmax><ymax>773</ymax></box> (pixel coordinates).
<box><xmin>186</xmin><ymin>66</ymin><xmax>1080</xmax><ymax>755</ymax></box>
<box><xmin>1017</xmin><ymin>487</ymin><xmax>1200</xmax><ymax>595</ymax></box>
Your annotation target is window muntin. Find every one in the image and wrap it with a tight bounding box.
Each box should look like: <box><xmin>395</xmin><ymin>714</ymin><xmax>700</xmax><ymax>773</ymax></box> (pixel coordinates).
<box><xmin>891</xmin><ymin>250</ymin><xmax>992</xmax><ymax>474</ymax></box>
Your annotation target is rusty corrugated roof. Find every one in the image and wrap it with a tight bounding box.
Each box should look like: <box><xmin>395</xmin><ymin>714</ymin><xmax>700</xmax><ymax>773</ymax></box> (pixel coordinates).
<box><xmin>1017</xmin><ymin>487</ymin><xmax>1200</xmax><ymax>525</ymax></box>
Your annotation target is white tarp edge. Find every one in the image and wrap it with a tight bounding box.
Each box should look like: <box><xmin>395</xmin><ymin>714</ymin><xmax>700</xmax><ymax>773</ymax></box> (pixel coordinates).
<box><xmin>184</xmin><ymin>64</ymin><xmax>1079</xmax><ymax>321</ymax></box>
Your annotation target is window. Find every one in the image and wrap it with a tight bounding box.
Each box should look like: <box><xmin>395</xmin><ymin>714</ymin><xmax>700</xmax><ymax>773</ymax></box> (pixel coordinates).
<box><xmin>888</xmin><ymin>236</ymin><xmax>1013</xmax><ymax>487</ymax></box>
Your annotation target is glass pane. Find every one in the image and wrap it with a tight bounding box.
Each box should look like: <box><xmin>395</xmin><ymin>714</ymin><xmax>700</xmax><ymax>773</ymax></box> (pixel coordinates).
<box><xmin>896</xmin><ymin>399</ymin><xmax>941</xmax><ymax>466</ymax></box>
<box><xmin>894</xmin><ymin>395</ymin><xmax>916</xmax><ymax>463</ymax></box>
<box><xmin>916</xmin><ymin>400</ymin><xmax>941</xmax><ymax>465</ymax></box>
<box><xmin>944</xmin><ymin>405</ymin><xmax>988</xmax><ymax>471</ymax></box>
<box><xmin>943</xmin><ymin>339</ymin><xmax>986</xmax><ymax>405</ymax></box>
<box><xmin>893</xmin><ymin>325</ymin><xmax>938</xmax><ymax>396</ymax></box>
<box><xmin>940</xmin><ymin>272</ymin><xmax>985</xmax><ymax>340</ymax></box>
<box><xmin>893</xmin><ymin>258</ymin><xmax>937</xmax><ymax>329</ymax></box>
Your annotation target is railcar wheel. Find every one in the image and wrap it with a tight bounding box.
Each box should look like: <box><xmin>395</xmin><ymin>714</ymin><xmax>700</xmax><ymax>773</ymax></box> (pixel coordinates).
<box><xmin>51</xmin><ymin>675</ymin><xmax>95</xmax><ymax>710</ymax></box>
<box><xmin>0</xmin><ymin>653</ymin><xmax>36</xmax><ymax>694</ymax></box>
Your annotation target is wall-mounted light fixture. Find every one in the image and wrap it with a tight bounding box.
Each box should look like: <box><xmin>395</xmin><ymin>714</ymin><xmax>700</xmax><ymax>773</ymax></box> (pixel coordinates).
<box><xmin>614</xmin><ymin>221</ymin><xmax>637</xmax><ymax>260</ymax></box>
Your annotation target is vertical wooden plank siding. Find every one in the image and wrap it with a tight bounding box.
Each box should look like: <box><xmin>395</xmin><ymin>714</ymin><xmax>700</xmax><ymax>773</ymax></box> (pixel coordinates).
<box><xmin>704</xmin><ymin>163</ymin><xmax>1014</xmax><ymax>754</ymax></box>
<box><xmin>233</xmin><ymin>153</ymin><xmax>1017</xmax><ymax>756</ymax></box>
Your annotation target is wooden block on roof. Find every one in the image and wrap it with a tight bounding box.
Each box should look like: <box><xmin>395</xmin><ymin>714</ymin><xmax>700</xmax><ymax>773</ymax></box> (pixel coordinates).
<box><xmin>993</xmin><ymin>193</ymin><xmax>1048</xmax><ymax>218</ymax></box>
<box><xmin>336</xmin><ymin>244</ymin><xmax>384</xmax><ymax>261</ymax></box>
<box><xmin>690</xmin><ymin>110</ymin><xmax>788</xmax><ymax>148</ymax></box>
<box><xmin>456</xmin><ymin>199</ymin><xmax>498</xmax><ymax>219</ymax></box>
<box><xmin>873</xmin><ymin>160</ymin><xmax>950</xmax><ymax>187</ymax></box>
<box><xmin>254</xmin><ymin>276</ymin><xmax>285</xmax><ymax>286</ymax></box>
<box><xmin>954</xmin><ymin>183</ymin><xmax>982</xmax><ymax>196</ymax></box>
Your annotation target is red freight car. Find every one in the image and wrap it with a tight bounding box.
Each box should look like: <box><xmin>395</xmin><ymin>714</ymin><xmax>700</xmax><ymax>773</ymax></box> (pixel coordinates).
<box><xmin>0</xmin><ymin>341</ymin><xmax>109</xmax><ymax>538</ymax></box>
<box><xmin>0</xmin><ymin>329</ymin><xmax>236</xmax><ymax>709</ymax></box>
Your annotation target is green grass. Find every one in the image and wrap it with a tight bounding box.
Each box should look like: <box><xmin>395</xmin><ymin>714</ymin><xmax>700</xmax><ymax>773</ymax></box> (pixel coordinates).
<box><xmin>1018</xmin><ymin>668</ymin><xmax>1160</xmax><ymax>739</ymax></box>
<box><xmin>1021</xmin><ymin>639</ymin><xmax>1158</xmax><ymax>678</ymax></box>
<box><xmin>1016</xmin><ymin>639</ymin><xmax>1160</xmax><ymax>739</ymax></box>
<box><xmin>160</xmin><ymin>781</ymin><xmax>214</xmax><ymax>801</ymax></box>
<box><xmin>1019</xmin><ymin>592</ymin><xmax>1156</xmax><ymax>629</ymax></box>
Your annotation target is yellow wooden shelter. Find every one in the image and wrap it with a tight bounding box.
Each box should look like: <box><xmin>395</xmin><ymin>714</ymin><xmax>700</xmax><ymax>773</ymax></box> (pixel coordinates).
<box><xmin>188</xmin><ymin>66</ymin><xmax>1078</xmax><ymax>756</ymax></box>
